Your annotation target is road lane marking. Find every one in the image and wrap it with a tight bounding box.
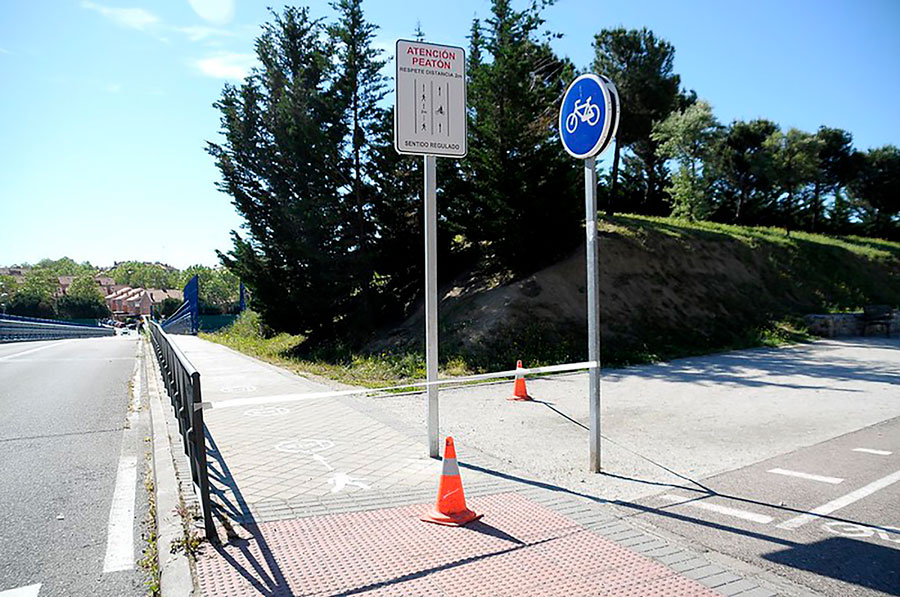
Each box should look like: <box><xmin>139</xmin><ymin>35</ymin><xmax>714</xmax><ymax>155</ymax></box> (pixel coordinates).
<box><xmin>767</xmin><ymin>468</ymin><xmax>844</xmax><ymax>484</ymax></box>
<box><xmin>853</xmin><ymin>448</ymin><xmax>892</xmax><ymax>456</ymax></box>
<box><xmin>102</xmin><ymin>454</ymin><xmax>138</xmax><ymax>573</ymax></box>
<box><xmin>777</xmin><ymin>468</ymin><xmax>900</xmax><ymax>530</ymax></box>
<box><xmin>0</xmin><ymin>341</ymin><xmax>66</xmax><ymax>361</ymax></box>
<box><xmin>0</xmin><ymin>585</ymin><xmax>41</xmax><ymax>597</ymax></box>
<box><xmin>660</xmin><ymin>494</ymin><xmax>774</xmax><ymax>524</ymax></box>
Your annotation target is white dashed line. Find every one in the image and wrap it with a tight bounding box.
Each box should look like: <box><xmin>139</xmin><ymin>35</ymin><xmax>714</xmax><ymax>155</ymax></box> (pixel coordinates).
<box><xmin>660</xmin><ymin>494</ymin><xmax>774</xmax><ymax>524</ymax></box>
<box><xmin>102</xmin><ymin>453</ymin><xmax>138</xmax><ymax>573</ymax></box>
<box><xmin>0</xmin><ymin>584</ymin><xmax>42</xmax><ymax>597</ymax></box>
<box><xmin>767</xmin><ymin>468</ymin><xmax>844</xmax><ymax>484</ymax></box>
<box><xmin>853</xmin><ymin>448</ymin><xmax>892</xmax><ymax>456</ymax></box>
<box><xmin>777</xmin><ymin>468</ymin><xmax>900</xmax><ymax>530</ymax></box>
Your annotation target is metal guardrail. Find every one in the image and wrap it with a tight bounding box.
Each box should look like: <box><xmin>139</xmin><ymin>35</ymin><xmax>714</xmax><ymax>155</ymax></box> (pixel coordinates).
<box><xmin>160</xmin><ymin>274</ymin><xmax>199</xmax><ymax>335</ymax></box>
<box><xmin>0</xmin><ymin>314</ymin><xmax>115</xmax><ymax>343</ymax></box>
<box><xmin>161</xmin><ymin>302</ymin><xmax>194</xmax><ymax>335</ymax></box>
<box><xmin>148</xmin><ymin>321</ymin><xmax>216</xmax><ymax>541</ymax></box>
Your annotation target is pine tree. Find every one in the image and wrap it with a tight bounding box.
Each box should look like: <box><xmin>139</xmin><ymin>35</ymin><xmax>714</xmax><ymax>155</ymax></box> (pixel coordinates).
<box><xmin>330</xmin><ymin>0</ymin><xmax>387</xmax><ymax>328</ymax></box>
<box><xmin>593</xmin><ymin>28</ymin><xmax>685</xmax><ymax>216</ymax></box>
<box><xmin>460</xmin><ymin>0</ymin><xmax>578</xmax><ymax>272</ymax></box>
<box><xmin>209</xmin><ymin>7</ymin><xmax>349</xmax><ymax>336</ymax></box>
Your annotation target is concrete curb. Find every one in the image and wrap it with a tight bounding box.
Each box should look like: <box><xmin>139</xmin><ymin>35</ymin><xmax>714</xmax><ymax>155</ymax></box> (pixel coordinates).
<box><xmin>145</xmin><ymin>337</ymin><xmax>196</xmax><ymax>596</ymax></box>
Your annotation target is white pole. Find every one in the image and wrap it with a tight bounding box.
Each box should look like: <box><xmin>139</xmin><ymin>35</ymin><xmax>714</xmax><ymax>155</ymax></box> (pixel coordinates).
<box><xmin>424</xmin><ymin>154</ymin><xmax>440</xmax><ymax>458</ymax></box>
<box><xmin>585</xmin><ymin>156</ymin><xmax>602</xmax><ymax>472</ymax></box>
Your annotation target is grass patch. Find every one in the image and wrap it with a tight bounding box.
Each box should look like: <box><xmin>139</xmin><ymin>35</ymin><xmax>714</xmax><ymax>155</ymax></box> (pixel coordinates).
<box><xmin>204</xmin><ymin>312</ymin><xmax>813</xmax><ymax>387</ymax></box>
<box><xmin>614</xmin><ymin>214</ymin><xmax>900</xmax><ymax>260</ymax></box>
<box><xmin>203</xmin><ymin>311</ymin><xmax>469</xmax><ymax>388</ymax></box>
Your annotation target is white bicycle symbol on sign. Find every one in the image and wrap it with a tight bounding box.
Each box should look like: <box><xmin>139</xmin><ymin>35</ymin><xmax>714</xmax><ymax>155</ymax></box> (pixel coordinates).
<box><xmin>565</xmin><ymin>96</ymin><xmax>601</xmax><ymax>133</ymax></box>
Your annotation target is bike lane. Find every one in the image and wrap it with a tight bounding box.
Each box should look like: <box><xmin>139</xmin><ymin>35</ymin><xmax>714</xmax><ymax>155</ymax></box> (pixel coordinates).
<box><xmin>628</xmin><ymin>416</ymin><xmax>900</xmax><ymax>596</ymax></box>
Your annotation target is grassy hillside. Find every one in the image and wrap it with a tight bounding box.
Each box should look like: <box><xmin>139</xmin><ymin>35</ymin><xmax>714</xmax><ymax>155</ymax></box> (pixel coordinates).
<box><xmin>205</xmin><ymin>215</ymin><xmax>900</xmax><ymax>385</ymax></box>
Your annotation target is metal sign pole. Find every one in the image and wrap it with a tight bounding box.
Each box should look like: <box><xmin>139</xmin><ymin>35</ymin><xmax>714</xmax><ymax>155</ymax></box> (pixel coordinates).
<box><xmin>584</xmin><ymin>156</ymin><xmax>602</xmax><ymax>472</ymax></box>
<box><xmin>424</xmin><ymin>154</ymin><xmax>440</xmax><ymax>458</ymax></box>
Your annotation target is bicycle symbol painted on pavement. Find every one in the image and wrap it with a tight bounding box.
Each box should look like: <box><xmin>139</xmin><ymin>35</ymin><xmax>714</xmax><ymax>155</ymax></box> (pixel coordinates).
<box><xmin>565</xmin><ymin>96</ymin><xmax>601</xmax><ymax>134</ymax></box>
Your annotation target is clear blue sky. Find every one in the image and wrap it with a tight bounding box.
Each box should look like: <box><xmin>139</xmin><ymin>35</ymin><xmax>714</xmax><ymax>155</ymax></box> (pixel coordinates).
<box><xmin>1</xmin><ymin>0</ymin><xmax>898</xmax><ymax>269</ymax></box>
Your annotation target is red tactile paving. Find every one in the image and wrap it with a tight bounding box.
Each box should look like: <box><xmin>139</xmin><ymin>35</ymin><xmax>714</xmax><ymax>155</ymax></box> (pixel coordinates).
<box><xmin>195</xmin><ymin>493</ymin><xmax>721</xmax><ymax>596</ymax></box>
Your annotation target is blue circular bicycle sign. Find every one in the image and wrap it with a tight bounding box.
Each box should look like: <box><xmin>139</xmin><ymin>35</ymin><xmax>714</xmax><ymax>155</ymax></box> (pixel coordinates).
<box><xmin>558</xmin><ymin>73</ymin><xmax>619</xmax><ymax>159</ymax></box>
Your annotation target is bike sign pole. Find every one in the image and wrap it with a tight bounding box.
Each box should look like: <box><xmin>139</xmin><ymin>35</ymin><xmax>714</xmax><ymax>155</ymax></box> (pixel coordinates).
<box><xmin>558</xmin><ymin>73</ymin><xmax>619</xmax><ymax>473</ymax></box>
<box><xmin>584</xmin><ymin>156</ymin><xmax>601</xmax><ymax>472</ymax></box>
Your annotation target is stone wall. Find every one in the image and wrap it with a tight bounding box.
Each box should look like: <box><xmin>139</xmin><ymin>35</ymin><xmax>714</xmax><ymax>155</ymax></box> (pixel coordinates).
<box><xmin>804</xmin><ymin>312</ymin><xmax>899</xmax><ymax>338</ymax></box>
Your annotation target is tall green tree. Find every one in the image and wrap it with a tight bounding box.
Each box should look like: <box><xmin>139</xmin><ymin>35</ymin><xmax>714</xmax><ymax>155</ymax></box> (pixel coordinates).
<box><xmin>9</xmin><ymin>269</ymin><xmax>57</xmax><ymax>318</ymax></box>
<box><xmin>58</xmin><ymin>274</ymin><xmax>109</xmax><ymax>319</ymax></box>
<box><xmin>653</xmin><ymin>100</ymin><xmax>721</xmax><ymax>220</ymax></box>
<box><xmin>110</xmin><ymin>261</ymin><xmax>179</xmax><ymax>289</ymax></box>
<box><xmin>812</xmin><ymin>127</ymin><xmax>855</xmax><ymax>232</ymax></box>
<box><xmin>850</xmin><ymin>145</ymin><xmax>900</xmax><ymax>237</ymax></box>
<box><xmin>770</xmin><ymin>128</ymin><xmax>821</xmax><ymax>232</ymax></box>
<box><xmin>461</xmin><ymin>0</ymin><xmax>578</xmax><ymax>270</ymax></box>
<box><xmin>0</xmin><ymin>275</ymin><xmax>18</xmax><ymax>313</ymax></box>
<box><xmin>32</xmin><ymin>258</ymin><xmax>95</xmax><ymax>277</ymax></box>
<box><xmin>593</xmin><ymin>27</ymin><xmax>685</xmax><ymax>216</ymax></box>
<box><xmin>329</xmin><ymin>0</ymin><xmax>387</xmax><ymax>326</ymax></box>
<box><xmin>210</xmin><ymin>7</ymin><xmax>349</xmax><ymax>336</ymax></box>
<box><xmin>710</xmin><ymin>119</ymin><xmax>779</xmax><ymax>223</ymax></box>
<box><xmin>366</xmin><ymin>105</ymin><xmax>427</xmax><ymax>320</ymax></box>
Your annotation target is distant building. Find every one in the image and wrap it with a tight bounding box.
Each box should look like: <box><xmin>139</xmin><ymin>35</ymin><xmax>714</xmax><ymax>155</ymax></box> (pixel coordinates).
<box><xmin>55</xmin><ymin>275</ymin><xmax>128</xmax><ymax>299</ymax></box>
<box><xmin>105</xmin><ymin>287</ymin><xmax>182</xmax><ymax>317</ymax></box>
<box><xmin>0</xmin><ymin>267</ymin><xmax>26</xmax><ymax>282</ymax></box>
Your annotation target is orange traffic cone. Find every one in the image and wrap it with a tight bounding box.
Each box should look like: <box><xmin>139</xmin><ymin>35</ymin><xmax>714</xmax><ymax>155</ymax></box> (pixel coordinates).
<box><xmin>508</xmin><ymin>360</ymin><xmax>533</xmax><ymax>401</ymax></box>
<box><xmin>421</xmin><ymin>437</ymin><xmax>482</xmax><ymax>526</ymax></box>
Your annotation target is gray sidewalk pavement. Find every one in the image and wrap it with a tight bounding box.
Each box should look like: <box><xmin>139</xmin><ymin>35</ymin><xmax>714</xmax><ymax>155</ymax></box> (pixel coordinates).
<box><xmin>152</xmin><ymin>334</ymin><xmax>816</xmax><ymax>596</ymax></box>
<box><xmin>372</xmin><ymin>337</ymin><xmax>900</xmax><ymax>503</ymax></box>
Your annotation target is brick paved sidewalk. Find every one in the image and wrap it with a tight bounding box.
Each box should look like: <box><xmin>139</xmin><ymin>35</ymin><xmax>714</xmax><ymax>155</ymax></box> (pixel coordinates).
<box><xmin>161</xmin><ymin>336</ymin><xmax>781</xmax><ymax>597</ymax></box>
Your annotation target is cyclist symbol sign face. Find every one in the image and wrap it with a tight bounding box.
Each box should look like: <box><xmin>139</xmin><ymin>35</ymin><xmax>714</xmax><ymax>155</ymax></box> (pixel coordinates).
<box><xmin>559</xmin><ymin>74</ymin><xmax>617</xmax><ymax>159</ymax></box>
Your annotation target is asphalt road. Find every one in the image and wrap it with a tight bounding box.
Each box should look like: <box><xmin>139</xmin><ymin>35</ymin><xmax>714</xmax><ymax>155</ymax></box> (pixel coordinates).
<box><xmin>627</xmin><ymin>416</ymin><xmax>900</xmax><ymax>596</ymax></box>
<box><xmin>0</xmin><ymin>337</ymin><xmax>149</xmax><ymax>597</ymax></box>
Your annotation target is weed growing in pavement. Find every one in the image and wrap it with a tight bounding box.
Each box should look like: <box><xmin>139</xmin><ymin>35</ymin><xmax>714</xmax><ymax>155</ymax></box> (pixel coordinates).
<box><xmin>137</xmin><ymin>448</ymin><xmax>161</xmax><ymax>597</ymax></box>
<box><xmin>171</xmin><ymin>503</ymin><xmax>205</xmax><ymax>559</ymax></box>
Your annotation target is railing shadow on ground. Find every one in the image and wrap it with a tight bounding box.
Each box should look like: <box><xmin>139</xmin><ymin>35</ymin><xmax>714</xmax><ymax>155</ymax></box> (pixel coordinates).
<box><xmin>204</xmin><ymin>428</ymin><xmax>293</xmax><ymax>597</ymax></box>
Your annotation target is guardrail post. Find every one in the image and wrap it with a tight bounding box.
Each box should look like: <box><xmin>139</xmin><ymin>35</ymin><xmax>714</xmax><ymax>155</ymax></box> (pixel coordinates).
<box><xmin>190</xmin><ymin>373</ymin><xmax>216</xmax><ymax>542</ymax></box>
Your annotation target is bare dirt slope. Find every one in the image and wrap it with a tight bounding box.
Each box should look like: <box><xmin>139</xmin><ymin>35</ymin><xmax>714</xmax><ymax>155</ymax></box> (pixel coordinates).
<box><xmin>369</xmin><ymin>217</ymin><xmax>900</xmax><ymax>366</ymax></box>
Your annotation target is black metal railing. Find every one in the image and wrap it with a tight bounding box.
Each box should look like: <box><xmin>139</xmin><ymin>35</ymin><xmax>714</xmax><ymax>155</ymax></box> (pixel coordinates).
<box><xmin>148</xmin><ymin>321</ymin><xmax>216</xmax><ymax>541</ymax></box>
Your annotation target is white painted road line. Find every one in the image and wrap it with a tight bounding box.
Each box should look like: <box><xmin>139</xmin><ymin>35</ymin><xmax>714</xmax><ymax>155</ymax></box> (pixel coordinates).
<box><xmin>767</xmin><ymin>468</ymin><xmax>844</xmax><ymax>484</ymax></box>
<box><xmin>777</xmin><ymin>468</ymin><xmax>900</xmax><ymax>531</ymax></box>
<box><xmin>0</xmin><ymin>341</ymin><xmax>65</xmax><ymax>361</ymax></box>
<box><xmin>102</xmin><ymin>454</ymin><xmax>137</xmax><ymax>573</ymax></box>
<box><xmin>660</xmin><ymin>494</ymin><xmax>774</xmax><ymax>524</ymax></box>
<box><xmin>853</xmin><ymin>448</ymin><xmax>892</xmax><ymax>456</ymax></box>
<box><xmin>0</xmin><ymin>584</ymin><xmax>41</xmax><ymax>597</ymax></box>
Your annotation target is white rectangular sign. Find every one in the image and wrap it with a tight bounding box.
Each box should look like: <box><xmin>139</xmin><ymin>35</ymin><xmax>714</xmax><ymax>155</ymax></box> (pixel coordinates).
<box><xmin>394</xmin><ymin>39</ymin><xmax>467</xmax><ymax>158</ymax></box>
